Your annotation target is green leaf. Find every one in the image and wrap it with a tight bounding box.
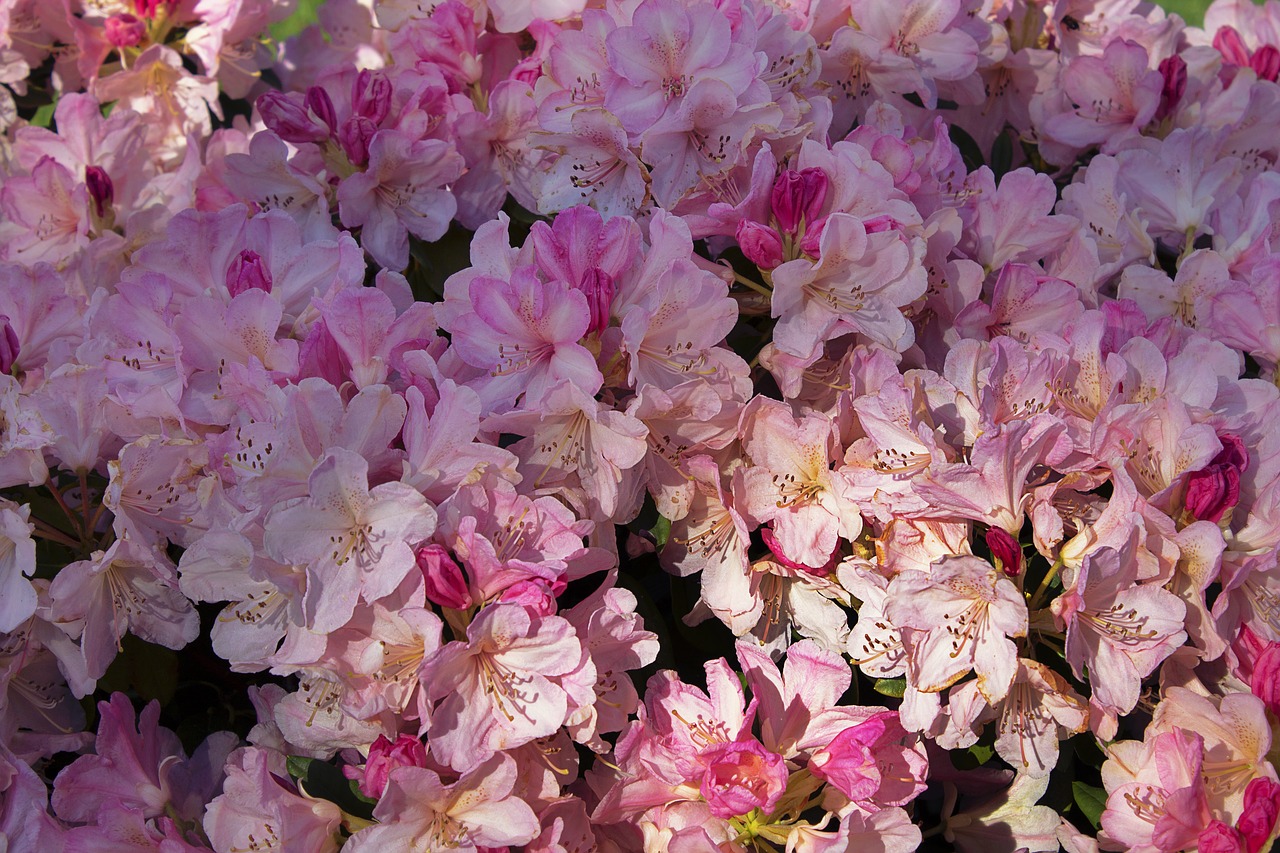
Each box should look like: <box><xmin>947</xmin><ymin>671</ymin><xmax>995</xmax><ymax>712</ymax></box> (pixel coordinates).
<box><xmin>270</xmin><ymin>0</ymin><xmax>323</xmax><ymax>41</ymax></box>
<box><xmin>31</xmin><ymin>102</ymin><xmax>56</xmax><ymax>129</ymax></box>
<box><xmin>949</xmin><ymin>124</ymin><xmax>985</xmax><ymax>173</ymax></box>
<box><xmin>1073</xmin><ymin>781</ymin><xmax>1107</xmax><ymax>829</ymax></box>
<box><xmin>990</xmin><ymin>130</ymin><xmax>1013</xmax><ymax>180</ymax></box>
<box><xmin>651</xmin><ymin>514</ymin><xmax>672</xmax><ymax>550</ymax></box>
<box><xmin>98</xmin><ymin>634</ymin><xmax>179</xmax><ymax>705</ymax></box>
<box><xmin>873</xmin><ymin>677</ymin><xmax>906</xmax><ymax>698</ymax></box>
<box><xmin>286</xmin><ymin>755</ymin><xmax>314</xmax><ymax>780</ymax></box>
<box><xmin>290</xmin><ymin>755</ymin><xmax>376</xmax><ymax>820</ymax></box>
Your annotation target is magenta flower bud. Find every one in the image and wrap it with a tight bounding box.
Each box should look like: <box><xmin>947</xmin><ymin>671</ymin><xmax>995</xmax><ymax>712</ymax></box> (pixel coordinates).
<box><xmin>342</xmin><ymin>734</ymin><xmax>428</xmax><ymax>799</ymax></box>
<box><xmin>1249</xmin><ymin>643</ymin><xmax>1280</xmax><ymax>717</ymax></box>
<box><xmin>133</xmin><ymin>0</ymin><xmax>171</xmax><ymax>19</ymax></box>
<box><xmin>1156</xmin><ymin>55</ymin><xmax>1188</xmax><ymax>120</ymax></box>
<box><xmin>1252</xmin><ymin>45</ymin><xmax>1280</xmax><ymax>82</ymax></box>
<box><xmin>736</xmin><ymin>220</ymin><xmax>785</xmax><ymax>270</ymax></box>
<box><xmin>225</xmin><ymin>249</ymin><xmax>273</xmax><ymax>297</ymax></box>
<box><xmin>104</xmin><ymin>13</ymin><xmax>146</xmax><ymax>48</ymax></box>
<box><xmin>770</xmin><ymin>167</ymin><xmax>828</xmax><ymax>236</ymax></box>
<box><xmin>1185</xmin><ymin>434</ymin><xmax>1247</xmax><ymax>523</ymax></box>
<box><xmin>1198</xmin><ymin>821</ymin><xmax>1246</xmax><ymax>853</ymax></box>
<box><xmin>415</xmin><ymin>544</ymin><xmax>472</xmax><ymax>610</ymax></box>
<box><xmin>304</xmin><ymin>86</ymin><xmax>337</xmax><ymax>135</ymax></box>
<box><xmin>353</xmin><ymin>70</ymin><xmax>393</xmax><ymax>126</ymax></box>
<box><xmin>498</xmin><ymin>579</ymin><xmax>559</xmax><ymax>616</ymax></box>
<box><xmin>258</xmin><ymin>91</ymin><xmax>330</xmax><ymax>144</ymax></box>
<box><xmin>698</xmin><ymin>739</ymin><xmax>788</xmax><ymax>819</ymax></box>
<box><xmin>579</xmin><ymin>268</ymin><xmax>615</xmax><ymax>336</ymax></box>
<box><xmin>339</xmin><ymin>117</ymin><xmax>377</xmax><ymax>167</ymax></box>
<box><xmin>1239</xmin><ymin>777</ymin><xmax>1280</xmax><ymax>853</ymax></box>
<box><xmin>85</xmin><ymin>166</ymin><xmax>114</xmax><ymax>220</ymax></box>
<box><xmin>1214</xmin><ymin>26</ymin><xmax>1253</xmax><ymax>67</ymax></box>
<box><xmin>0</xmin><ymin>316</ymin><xmax>19</xmax><ymax>375</ymax></box>
<box><xmin>798</xmin><ymin>215</ymin><xmax>828</xmax><ymax>258</ymax></box>
<box><xmin>985</xmin><ymin>527</ymin><xmax>1023</xmax><ymax>577</ymax></box>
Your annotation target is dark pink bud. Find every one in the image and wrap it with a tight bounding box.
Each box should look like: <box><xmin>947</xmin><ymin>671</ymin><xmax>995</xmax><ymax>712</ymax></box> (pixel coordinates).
<box><xmin>0</xmin><ymin>316</ymin><xmax>18</xmax><ymax>375</ymax></box>
<box><xmin>736</xmin><ymin>220</ymin><xmax>785</xmax><ymax>270</ymax></box>
<box><xmin>862</xmin><ymin>215</ymin><xmax>899</xmax><ymax>234</ymax></box>
<box><xmin>499</xmin><ymin>579</ymin><xmax>560</xmax><ymax>616</ymax></box>
<box><xmin>770</xmin><ymin>167</ymin><xmax>828</xmax><ymax>236</ymax></box>
<box><xmin>1216</xmin><ymin>433</ymin><xmax>1250</xmax><ymax>473</ymax></box>
<box><xmin>1157</xmin><ymin>55</ymin><xmax>1188</xmax><ymax>120</ymax></box>
<box><xmin>258</xmin><ymin>91</ymin><xmax>330</xmax><ymax>144</ymax></box>
<box><xmin>1250</xmin><ymin>643</ymin><xmax>1280</xmax><ymax>717</ymax></box>
<box><xmin>85</xmin><ymin>166</ymin><xmax>114</xmax><ymax>220</ymax></box>
<box><xmin>225</xmin><ymin>250</ymin><xmax>272</xmax><ymax>297</ymax></box>
<box><xmin>1252</xmin><ymin>45</ymin><xmax>1280</xmax><ymax>82</ymax></box>
<box><xmin>415</xmin><ymin>544</ymin><xmax>472</xmax><ymax>610</ymax></box>
<box><xmin>1185</xmin><ymin>434</ymin><xmax>1247</xmax><ymax>523</ymax></box>
<box><xmin>698</xmin><ymin>739</ymin><xmax>788</xmax><ymax>819</ymax></box>
<box><xmin>1239</xmin><ymin>777</ymin><xmax>1280</xmax><ymax>853</ymax></box>
<box><xmin>985</xmin><ymin>527</ymin><xmax>1023</xmax><ymax>576</ymax></box>
<box><xmin>133</xmin><ymin>0</ymin><xmax>172</xmax><ymax>19</ymax></box>
<box><xmin>510</xmin><ymin>56</ymin><xmax>543</xmax><ymax>86</ymax></box>
<box><xmin>799</xmin><ymin>215</ymin><xmax>828</xmax><ymax>258</ymax></box>
<box><xmin>1184</xmin><ymin>466</ymin><xmax>1239</xmax><ymax>523</ymax></box>
<box><xmin>353</xmin><ymin>70</ymin><xmax>393</xmax><ymax>126</ymax></box>
<box><xmin>1199</xmin><ymin>821</ymin><xmax>1246</xmax><ymax>853</ymax></box>
<box><xmin>579</xmin><ymin>268</ymin><xmax>615</xmax><ymax>336</ymax></box>
<box><xmin>342</xmin><ymin>734</ymin><xmax>428</xmax><ymax>799</ymax></box>
<box><xmin>1214</xmin><ymin>26</ymin><xmax>1253</xmax><ymax>67</ymax></box>
<box><xmin>339</xmin><ymin>117</ymin><xmax>377</xmax><ymax>167</ymax></box>
<box><xmin>760</xmin><ymin>526</ymin><xmax>839</xmax><ymax>576</ymax></box>
<box><xmin>104</xmin><ymin>13</ymin><xmax>146</xmax><ymax>48</ymax></box>
<box><xmin>304</xmin><ymin>86</ymin><xmax>337</xmax><ymax>135</ymax></box>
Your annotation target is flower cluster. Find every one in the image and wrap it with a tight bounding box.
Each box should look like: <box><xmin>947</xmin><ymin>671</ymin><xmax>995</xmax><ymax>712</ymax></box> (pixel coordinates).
<box><xmin>4</xmin><ymin>0</ymin><xmax>1280</xmax><ymax>850</ymax></box>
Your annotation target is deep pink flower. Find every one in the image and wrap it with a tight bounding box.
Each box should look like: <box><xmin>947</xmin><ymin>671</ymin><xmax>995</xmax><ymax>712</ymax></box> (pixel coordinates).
<box><xmin>345</xmin><ymin>734</ymin><xmax>429</xmax><ymax>800</ymax></box>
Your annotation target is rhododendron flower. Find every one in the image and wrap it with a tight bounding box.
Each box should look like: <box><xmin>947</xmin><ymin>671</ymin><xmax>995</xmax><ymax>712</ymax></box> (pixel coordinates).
<box><xmin>423</xmin><ymin>602</ymin><xmax>593</xmax><ymax>772</ymax></box>
<box><xmin>886</xmin><ymin>555</ymin><xmax>1027</xmax><ymax>703</ymax></box>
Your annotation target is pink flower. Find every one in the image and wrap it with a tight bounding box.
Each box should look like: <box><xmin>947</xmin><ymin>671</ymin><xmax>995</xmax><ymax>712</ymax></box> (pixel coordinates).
<box><xmin>204</xmin><ymin>747</ymin><xmax>343</xmax><ymax>853</ymax></box>
<box><xmin>1099</xmin><ymin>728</ymin><xmax>1211</xmax><ymax>852</ymax></box>
<box><xmin>809</xmin><ymin>713</ymin><xmax>896</xmax><ymax>801</ymax></box>
<box><xmin>886</xmin><ymin>555</ymin><xmax>1027</xmax><ymax>703</ymax></box>
<box><xmin>336</xmin><ymin>130</ymin><xmax>464</xmax><ymax>270</ymax></box>
<box><xmin>1051</xmin><ymin>536</ymin><xmax>1188</xmax><ymax>719</ymax></box>
<box><xmin>422</xmin><ymin>603</ymin><xmax>593</xmax><ymax>772</ymax></box>
<box><xmin>698</xmin><ymin>739</ymin><xmax>788</xmax><ymax>819</ymax></box>
<box><xmin>1200</xmin><ymin>821</ymin><xmax>1247</xmax><ymax>853</ymax></box>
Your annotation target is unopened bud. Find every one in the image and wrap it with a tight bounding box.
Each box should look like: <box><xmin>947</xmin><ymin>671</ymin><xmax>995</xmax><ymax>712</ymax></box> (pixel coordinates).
<box><xmin>0</xmin><ymin>317</ymin><xmax>18</xmax><ymax>374</ymax></box>
<box><xmin>415</xmin><ymin>544</ymin><xmax>472</xmax><ymax>610</ymax></box>
<box><xmin>85</xmin><ymin>166</ymin><xmax>114</xmax><ymax>220</ymax></box>
<box><xmin>342</xmin><ymin>734</ymin><xmax>428</xmax><ymax>799</ymax></box>
<box><xmin>985</xmin><ymin>527</ymin><xmax>1023</xmax><ymax>576</ymax></box>
<box><xmin>770</xmin><ymin>168</ymin><xmax>828</xmax><ymax>236</ymax></box>
<box><xmin>258</xmin><ymin>91</ymin><xmax>330</xmax><ymax>144</ymax></box>
<box><xmin>225</xmin><ymin>249</ymin><xmax>273</xmax><ymax>297</ymax></box>
<box><xmin>1156</xmin><ymin>55</ymin><xmax>1188</xmax><ymax>120</ymax></box>
<box><xmin>304</xmin><ymin>86</ymin><xmax>337</xmax><ymax>135</ymax></box>
<box><xmin>1213</xmin><ymin>26</ymin><xmax>1252</xmax><ymax>67</ymax></box>
<box><xmin>339</xmin><ymin>117</ymin><xmax>377</xmax><ymax>167</ymax></box>
<box><xmin>104</xmin><ymin>13</ymin><xmax>146</xmax><ymax>48</ymax></box>
<box><xmin>1251</xmin><ymin>45</ymin><xmax>1280</xmax><ymax>82</ymax></box>
<box><xmin>579</xmin><ymin>268</ymin><xmax>615</xmax><ymax>336</ymax></box>
<box><xmin>353</xmin><ymin>70</ymin><xmax>393</xmax><ymax>126</ymax></box>
<box><xmin>736</xmin><ymin>220</ymin><xmax>785</xmax><ymax>270</ymax></box>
